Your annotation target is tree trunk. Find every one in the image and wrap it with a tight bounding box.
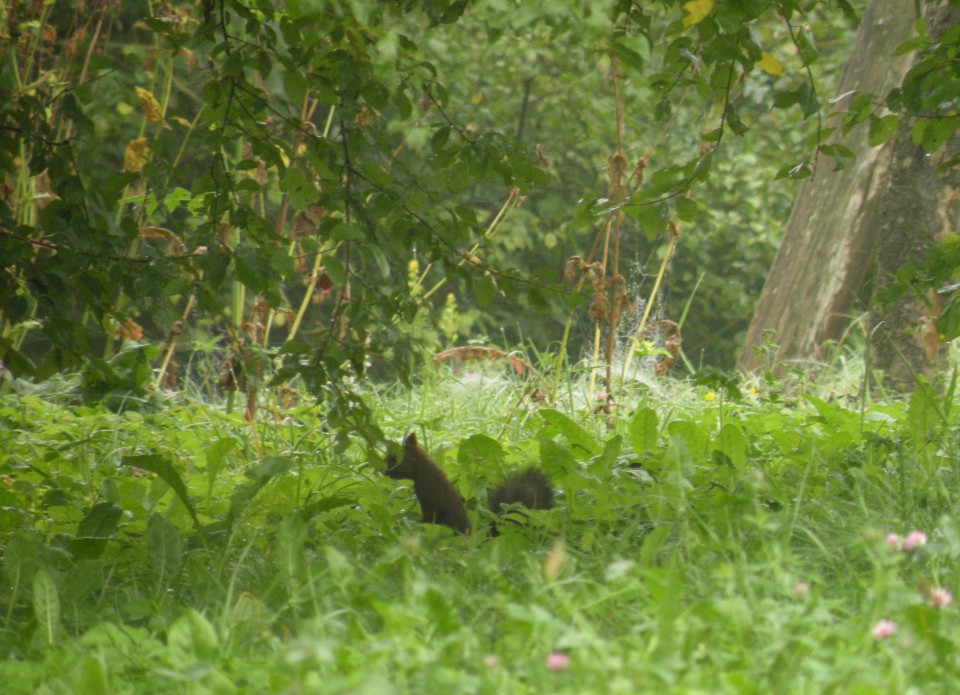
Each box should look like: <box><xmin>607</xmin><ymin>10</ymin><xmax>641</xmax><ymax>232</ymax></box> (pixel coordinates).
<box><xmin>736</xmin><ymin>0</ymin><xmax>959</xmax><ymax>384</ymax></box>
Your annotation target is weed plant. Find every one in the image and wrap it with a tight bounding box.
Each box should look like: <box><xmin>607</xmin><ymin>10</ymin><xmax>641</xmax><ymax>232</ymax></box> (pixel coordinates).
<box><xmin>1</xmin><ymin>360</ymin><xmax>960</xmax><ymax>693</ymax></box>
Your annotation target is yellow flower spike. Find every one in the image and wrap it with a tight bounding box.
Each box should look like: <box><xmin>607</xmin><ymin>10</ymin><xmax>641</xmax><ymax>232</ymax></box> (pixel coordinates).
<box><xmin>134</xmin><ymin>86</ymin><xmax>163</xmax><ymax>124</ymax></box>
<box><xmin>123</xmin><ymin>138</ymin><xmax>150</xmax><ymax>172</ymax></box>
<box><xmin>407</xmin><ymin>259</ymin><xmax>422</xmax><ymax>296</ymax></box>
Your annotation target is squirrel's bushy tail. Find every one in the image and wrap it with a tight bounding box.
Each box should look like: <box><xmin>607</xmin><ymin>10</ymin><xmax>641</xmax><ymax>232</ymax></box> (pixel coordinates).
<box><xmin>488</xmin><ymin>467</ymin><xmax>553</xmax><ymax>535</ymax></box>
<box><xmin>489</xmin><ymin>467</ymin><xmax>554</xmax><ymax>512</ymax></box>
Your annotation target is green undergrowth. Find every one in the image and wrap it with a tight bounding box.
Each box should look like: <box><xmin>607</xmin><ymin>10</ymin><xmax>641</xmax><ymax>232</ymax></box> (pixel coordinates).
<box><xmin>2</xmin><ymin>367</ymin><xmax>960</xmax><ymax>693</ymax></box>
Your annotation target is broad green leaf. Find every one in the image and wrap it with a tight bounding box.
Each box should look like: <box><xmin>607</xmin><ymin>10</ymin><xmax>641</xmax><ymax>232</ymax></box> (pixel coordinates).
<box><xmin>922</xmin><ymin>115</ymin><xmax>960</xmax><ymax>154</ymax></box>
<box><xmin>146</xmin><ymin>514</ymin><xmax>182</xmax><ymax>588</ymax></box>
<box><xmin>936</xmin><ymin>296</ymin><xmax>960</xmax><ymax>341</ymax></box>
<box><xmin>275</xmin><ymin>515</ymin><xmax>307</xmax><ymax>583</ymax></box>
<box><xmin>892</xmin><ymin>35</ymin><xmax>930</xmax><ymax>57</ymax></box>
<box><xmin>539</xmin><ymin>409</ymin><xmax>601</xmax><ymax>456</ymax></box>
<box><xmin>539</xmin><ymin>438</ymin><xmax>578</xmax><ymax>474</ymax></box>
<box><xmin>280</xmin><ymin>167</ymin><xmax>316</xmax><ymax>209</ymax></box>
<box><xmin>74</xmin><ymin>657</ymin><xmax>109</xmax><ymax>693</ymax></box>
<box><xmin>32</xmin><ymin>569</ymin><xmax>60</xmax><ymax>647</ymax></box>
<box><xmin>868</xmin><ymin>114</ymin><xmax>899</xmax><ymax>147</ymax></box>
<box><xmin>168</xmin><ymin>609</ymin><xmax>220</xmax><ymax>662</ymax></box>
<box><xmin>227</xmin><ymin>456</ymin><xmax>295</xmax><ymax>528</ymax></box>
<box><xmin>639</xmin><ymin>525</ymin><xmax>670</xmax><ymax>567</ymax></box>
<box><xmin>457</xmin><ymin>433</ymin><xmax>505</xmax><ymax>466</ymax></box>
<box><xmin>206</xmin><ymin>437</ymin><xmax>238</xmax><ymax>497</ymax></box>
<box><xmin>714</xmin><ymin>423</ymin><xmax>747</xmax><ymax>469</ymax></box>
<box><xmin>330</xmin><ymin>222</ymin><xmax>364</xmax><ymax>242</ymax></box>
<box><xmin>907</xmin><ymin>380</ymin><xmax>946</xmax><ymax>438</ymax></box>
<box><xmin>283</xmin><ymin>66</ymin><xmax>307</xmax><ymax>106</ymax></box>
<box><xmin>474</xmin><ymin>275</ymin><xmax>498</xmax><ymax>308</ymax></box>
<box><xmin>122</xmin><ymin>454</ymin><xmax>200</xmax><ymax>529</ymax></box>
<box><xmin>3</xmin><ymin>536</ymin><xmax>39</xmax><ymax>592</ymax></box>
<box><xmin>667</xmin><ymin>420</ymin><xmax>708</xmax><ymax>460</ymax></box>
<box><xmin>629</xmin><ymin>407</ymin><xmax>660</xmax><ymax>454</ymax></box>
<box><xmin>77</xmin><ymin>502</ymin><xmax>123</xmax><ymax>538</ymax></box>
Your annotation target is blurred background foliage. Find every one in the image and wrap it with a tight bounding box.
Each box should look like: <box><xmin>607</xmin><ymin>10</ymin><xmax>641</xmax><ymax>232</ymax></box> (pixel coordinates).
<box><xmin>419</xmin><ymin>1</ymin><xmax>862</xmax><ymax>368</ymax></box>
<box><xmin>1</xmin><ymin>0</ymin><xmax>865</xmax><ymax>403</ymax></box>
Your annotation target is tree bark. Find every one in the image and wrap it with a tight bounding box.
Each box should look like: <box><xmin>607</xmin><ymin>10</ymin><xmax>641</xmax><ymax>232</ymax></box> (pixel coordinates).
<box><xmin>737</xmin><ymin>0</ymin><xmax>959</xmax><ymax>383</ymax></box>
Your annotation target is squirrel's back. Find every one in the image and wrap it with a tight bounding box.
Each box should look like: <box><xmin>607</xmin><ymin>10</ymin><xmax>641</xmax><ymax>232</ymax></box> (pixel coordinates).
<box><xmin>383</xmin><ymin>432</ymin><xmax>471</xmax><ymax>534</ymax></box>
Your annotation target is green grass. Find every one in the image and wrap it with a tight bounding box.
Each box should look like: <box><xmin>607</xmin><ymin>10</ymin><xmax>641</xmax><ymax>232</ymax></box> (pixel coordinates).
<box><xmin>1</xmin><ymin>365</ymin><xmax>960</xmax><ymax>693</ymax></box>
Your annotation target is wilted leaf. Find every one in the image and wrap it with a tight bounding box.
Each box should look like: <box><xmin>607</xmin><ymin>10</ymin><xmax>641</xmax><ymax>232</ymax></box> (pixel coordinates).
<box><xmin>758</xmin><ymin>52</ymin><xmax>785</xmax><ymax>78</ymax></box>
<box><xmin>682</xmin><ymin>0</ymin><xmax>714</xmax><ymax>27</ymax></box>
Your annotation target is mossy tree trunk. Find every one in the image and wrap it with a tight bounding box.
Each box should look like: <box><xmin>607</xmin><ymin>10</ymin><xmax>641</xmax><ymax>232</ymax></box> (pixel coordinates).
<box><xmin>737</xmin><ymin>0</ymin><xmax>960</xmax><ymax>388</ymax></box>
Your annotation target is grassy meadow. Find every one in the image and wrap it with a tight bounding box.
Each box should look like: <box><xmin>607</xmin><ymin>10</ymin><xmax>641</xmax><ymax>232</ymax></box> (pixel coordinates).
<box><xmin>1</xmin><ymin>359</ymin><xmax>960</xmax><ymax>693</ymax></box>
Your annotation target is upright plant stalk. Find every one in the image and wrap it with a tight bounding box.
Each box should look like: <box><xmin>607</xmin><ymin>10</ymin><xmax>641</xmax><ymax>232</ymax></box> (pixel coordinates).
<box><xmin>287</xmin><ymin>105</ymin><xmax>337</xmax><ymax>344</ymax></box>
<box><xmin>586</xmin><ymin>57</ymin><xmax>627</xmax><ymax>404</ymax></box>
<box><xmin>619</xmin><ymin>221</ymin><xmax>679</xmax><ymax>381</ymax></box>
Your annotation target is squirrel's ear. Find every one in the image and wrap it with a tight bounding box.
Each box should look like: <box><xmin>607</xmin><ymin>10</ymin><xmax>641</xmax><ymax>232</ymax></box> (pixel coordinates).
<box><xmin>404</xmin><ymin>432</ymin><xmax>418</xmax><ymax>447</ymax></box>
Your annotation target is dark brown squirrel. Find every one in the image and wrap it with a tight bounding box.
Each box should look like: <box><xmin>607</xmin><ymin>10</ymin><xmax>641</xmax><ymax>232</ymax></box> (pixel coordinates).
<box><xmin>383</xmin><ymin>432</ymin><xmax>553</xmax><ymax>535</ymax></box>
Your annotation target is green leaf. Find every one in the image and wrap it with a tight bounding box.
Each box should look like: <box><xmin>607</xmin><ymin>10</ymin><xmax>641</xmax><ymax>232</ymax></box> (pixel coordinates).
<box><xmin>206</xmin><ymin>437</ymin><xmax>238</xmax><ymax>497</ymax></box>
<box><xmin>639</xmin><ymin>525</ymin><xmax>670</xmax><ymax>567</ymax></box>
<box><xmin>667</xmin><ymin>420</ymin><xmax>708</xmax><ymax>460</ymax></box>
<box><xmin>907</xmin><ymin>380</ymin><xmax>946</xmax><ymax>438</ymax></box>
<box><xmin>922</xmin><ymin>115</ymin><xmax>960</xmax><ymax>154</ymax></box>
<box><xmin>283</xmin><ymin>66</ymin><xmax>308</xmax><ymax>105</ymax></box>
<box><xmin>330</xmin><ymin>222</ymin><xmax>364</xmax><ymax>242</ymax></box>
<box><xmin>146</xmin><ymin>514</ymin><xmax>182</xmax><ymax>588</ymax></box>
<box><xmin>539</xmin><ymin>409</ymin><xmax>601</xmax><ymax>456</ymax></box>
<box><xmin>714</xmin><ymin>423</ymin><xmax>747</xmax><ymax>469</ymax></box>
<box><xmin>168</xmin><ymin>609</ymin><xmax>220</xmax><ymax>662</ymax></box>
<box><xmin>77</xmin><ymin>502</ymin><xmax>123</xmax><ymax>538</ymax></box>
<box><xmin>301</xmin><ymin>495</ymin><xmax>356</xmax><ymax>517</ymax></box>
<box><xmin>772</xmin><ymin>88</ymin><xmax>801</xmax><ymax>110</ymax></box>
<box><xmin>322</xmin><ymin>255</ymin><xmax>346</xmax><ymax>286</ymax></box>
<box><xmin>3</xmin><ymin>536</ymin><xmax>39</xmax><ymax>593</ymax></box>
<box><xmin>868</xmin><ymin>115</ymin><xmax>899</xmax><ymax>147</ymax></box>
<box><xmin>675</xmin><ymin>197</ymin><xmax>699</xmax><ymax>222</ymax></box>
<box><xmin>0</xmin><ymin>342</ymin><xmax>35</xmax><ymax>378</ymax></box>
<box><xmin>936</xmin><ymin>297</ymin><xmax>960</xmax><ymax>341</ymax></box>
<box><xmin>280</xmin><ymin>167</ymin><xmax>317</xmax><ymax>209</ymax></box>
<box><xmin>122</xmin><ymin>454</ymin><xmax>200</xmax><ymax>529</ymax></box>
<box><xmin>275</xmin><ymin>515</ymin><xmax>307</xmax><ymax>583</ymax></box>
<box><xmin>32</xmin><ymin>569</ymin><xmax>60</xmax><ymax>647</ymax></box>
<box><xmin>474</xmin><ymin>275</ymin><xmax>498</xmax><ymax>308</ymax></box>
<box><xmin>608</xmin><ymin>36</ymin><xmax>645</xmax><ymax>73</ymax></box>
<box><xmin>798</xmin><ymin>83</ymin><xmax>820</xmax><ymax>118</ymax></box>
<box><xmin>431</xmin><ymin>126</ymin><xmax>451</xmax><ymax>152</ymax></box>
<box><xmin>227</xmin><ymin>456</ymin><xmax>295</xmax><ymax>529</ymax></box>
<box><xmin>538</xmin><ymin>438</ymin><xmax>578</xmax><ymax>474</ymax></box>
<box><xmin>892</xmin><ymin>35</ymin><xmax>930</xmax><ymax>58</ymax></box>
<box><xmin>457</xmin><ymin>434</ymin><xmax>505</xmax><ymax>466</ymax></box>
<box><xmin>629</xmin><ymin>406</ymin><xmax>660</xmax><ymax>453</ymax></box>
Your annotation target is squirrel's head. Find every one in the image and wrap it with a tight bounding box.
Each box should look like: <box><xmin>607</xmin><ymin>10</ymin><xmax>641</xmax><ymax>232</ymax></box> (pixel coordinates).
<box><xmin>382</xmin><ymin>432</ymin><xmax>419</xmax><ymax>480</ymax></box>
